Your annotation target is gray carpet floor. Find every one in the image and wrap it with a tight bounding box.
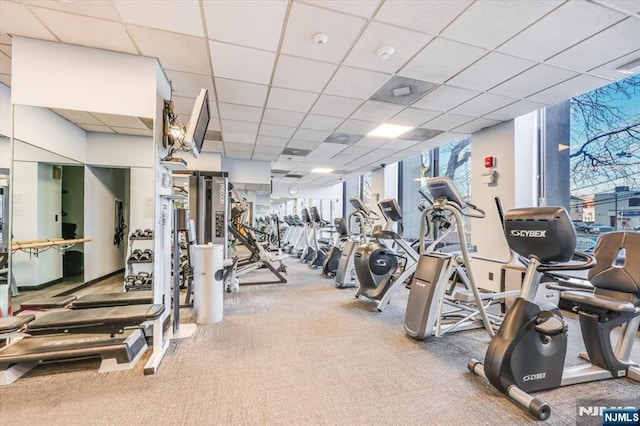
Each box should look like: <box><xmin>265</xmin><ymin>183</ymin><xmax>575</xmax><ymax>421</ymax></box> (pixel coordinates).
<box><xmin>1</xmin><ymin>257</ymin><xmax>639</xmax><ymax>425</ymax></box>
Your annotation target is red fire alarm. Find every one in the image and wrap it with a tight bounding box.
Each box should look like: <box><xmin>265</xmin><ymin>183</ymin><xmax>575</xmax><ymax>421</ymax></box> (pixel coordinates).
<box><xmin>484</xmin><ymin>156</ymin><xmax>496</xmax><ymax>168</ymax></box>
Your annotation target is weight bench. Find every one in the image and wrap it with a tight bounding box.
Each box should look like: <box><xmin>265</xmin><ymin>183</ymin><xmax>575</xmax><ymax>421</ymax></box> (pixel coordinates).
<box><xmin>0</xmin><ymin>304</ymin><xmax>164</xmax><ymax>385</ymax></box>
<box><xmin>20</xmin><ymin>291</ymin><xmax>153</xmax><ymax>311</ymax></box>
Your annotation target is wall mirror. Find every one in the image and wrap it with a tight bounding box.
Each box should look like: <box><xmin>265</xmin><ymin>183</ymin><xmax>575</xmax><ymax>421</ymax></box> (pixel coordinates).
<box><xmin>7</xmin><ymin>104</ymin><xmax>155</xmax><ymax>312</ymax></box>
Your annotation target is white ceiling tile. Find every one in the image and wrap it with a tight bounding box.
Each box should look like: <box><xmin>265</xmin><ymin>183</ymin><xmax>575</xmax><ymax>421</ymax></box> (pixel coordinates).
<box><xmin>441</xmin><ymin>0</ymin><xmax>562</xmax><ymax>49</ymax></box>
<box><xmin>309</xmin><ymin>142</ymin><xmax>347</xmax><ymax>157</ymax></box>
<box><xmin>300</xmin><ymin>114</ymin><xmax>344</xmax><ymax>131</ymax></box>
<box><xmin>382</xmin><ymin>139</ymin><xmax>421</xmax><ymax>150</ymax></box>
<box><xmin>267</xmin><ymin>87</ymin><xmax>319</xmax><ymax>112</ymax></box>
<box><xmin>311</xmin><ymin>95</ymin><xmax>363</xmax><ymax>117</ymax></box>
<box><xmin>218</xmin><ymin>103</ymin><xmax>263</xmax><ymax>123</ymax></box>
<box><xmin>288</xmin><ymin>139</ymin><xmax>321</xmax><ymax>150</ymax></box>
<box><xmin>221</xmin><ymin>120</ymin><xmax>259</xmax><ymax>135</ymax></box>
<box><xmin>226</xmin><ymin>151</ymin><xmax>252</xmax><ymax>160</ymax></box>
<box><xmin>282</xmin><ymin>2</ymin><xmax>367</xmax><ymax>64</ymax></box>
<box><xmin>454</xmin><ymin>118</ymin><xmax>501</xmax><ymax>134</ymax></box>
<box><xmin>354</xmin><ymin>136</ymin><xmax>390</xmax><ymax>148</ymax></box>
<box><xmin>81</xmin><ymin>124</ymin><xmax>114</xmax><ymax>133</ymax></box>
<box><xmin>412</xmin><ymin>85</ymin><xmax>480</xmax><ymax>112</ymax></box>
<box><xmin>404</xmin><ymin>140</ymin><xmax>439</xmax><ymax>152</ymax></box>
<box><xmin>258</xmin><ymin>124</ymin><xmax>297</xmax><ymax>139</ymax></box>
<box><xmin>342</xmin><ymin>145</ymin><xmax>373</xmax><ymax>155</ymax></box>
<box><xmin>254</xmin><ymin>144</ymin><xmax>283</xmax><ymax>154</ymax></box>
<box><xmin>0</xmin><ymin>2</ymin><xmax>57</xmax><ymax>41</ymax></box>
<box><xmin>446</xmin><ymin>52</ymin><xmax>536</xmax><ymax>92</ymax></box>
<box><xmin>225</xmin><ymin>141</ymin><xmax>255</xmax><ymax>151</ymax></box>
<box><xmin>92</xmin><ymin>113</ymin><xmax>147</xmax><ymax>129</ymax></box>
<box><xmin>210</xmin><ymin>41</ymin><xmax>275</xmax><ymax>85</ymax></box>
<box><xmin>25</xmin><ymin>1</ymin><xmax>120</xmax><ymax>20</ymax></box>
<box><xmin>253</xmin><ymin>152</ymin><xmax>279</xmax><ymax>161</ymax></box>
<box><xmin>374</xmin><ymin>0</ymin><xmax>471</xmax><ymax>35</ymax></box>
<box><xmin>206</xmin><ymin>118</ymin><xmax>221</xmax><ymax>132</ymax></box>
<box><xmin>201</xmin><ymin>140</ymin><xmax>224</xmax><ymax>152</ymax></box>
<box><xmin>484</xmin><ymin>100</ymin><xmax>548</xmax><ymax>121</ymax></box>
<box><xmin>419</xmin><ymin>131</ymin><xmax>469</xmax><ymax>146</ymax></box>
<box><xmin>215</xmin><ymin>78</ymin><xmax>268</xmax><ymax>107</ymax></box>
<box><xmin>398</xmin><ymin>37</ymin><xmax>487</xmax><ymax>84</ymax></box>
<box><xmin>272</xmin><ymin>55</ymin><xmax>337</xmax><ymax>92</ymax></box>
<box><xmin>324</xmin><ymin>66</ymin><xmax>390</xmax><ymax>100</ymax></box>
<box><xmin>53</xmin><ymin>109</ymin><xmax>104</xmax><ymax>125</ymax></box>
<box><xmin>423</xmin><ymin>113</ymin><xmax>474</xmax><ymax>131</ymax></box>
<box><xmin>114</xmin><ymin>0</ymin><xmax>203</xmax><ymax>37</ymax></box>
<box><xmin>388</xmin><ymin>108</ymin><xmax>441</xmax><ymax>127</ymax></box>
<box><xmin>489</xmin><ymin>64</ymin><xmax>579</xmax><ymax>99</ymax></box>
<box><xmin>449</xmin><ymin>93</ymin><xmax>518</xmax><ymax>116</ymax></box>
<box><xmin>128</xmin><ymin>26</ymin><xmax>209</xmax><ymax>74</ymax></box>
<box><xmin>301</xmin><ymin>0</ymin><xmax>382</xmax><ymax>18</ymax></box>
<box><xmin>223</xmin><ymin>133</ymin><xmax>256</xmax><ymax>144</ymax></box>
<box><xmin>331</xmin><ymin>153</ymin><xmax>360</xmax><ymax>165</ymax></box>
<box><xmin>293</xmin><ymin>128</ymin><xmax>331</xmax><ymax>142</ymax></box>
<box><xmin>112</xmin><ymin>127</ymin><xmax>153</xmax><ymax>137</ymax></box>
<box><xmin>527</xmin><ymin>74</ymin><xmax>612</xmax><ymax>104</ymax></box>
<box><xmin>30</xmin><ymin>8</ymin><xmax>137</xmax><ymax>54</ymax></box>
<box><xmin>498</xmin><ymin>1</ymin><xmax>626</xmax><ymax>62</ymax></box>
<box><xmin>588</xmin><ymin>49</ymin><xmax>640</xmax><ymax>80</ymax></box>
<box><xmin>262</xmin><ymin>109</ymin><xmax>306</xmax><ymax>127</ymax></box>
<box><xmin>350</xmin><ymin>100</ymin><xmax>404</xmax><ymax>122</ymax></box>
<box><xmin>166</xmin><ymin>71</ymin><xmax>214</xmax><ymax>99</ymax></box>
<box><xmin>0</xmin><ymin>52</ymin><xmax>10</xmax><ymax>75</ymax></box>
<box><xmin>344</xmin><ymin>22</ymin><xmax>432</xmax><ymax>73</ymax></box>
<box><xmin>203</xmin><ymin>0</ymin><xmax>287</xmax><ymax>52</ymax></box>
<box><xmin>547</xmin><ymin>18</ymin><xmax>640</xmax><ymax>72</ymax></box>
<box><xmin>337</xmin><ymin>119</ymin><xmax>379</xmax><ymax>135</ymax></box>
<box><xmin>256</xmin><ymin>135</ymin><xmax>290</xmax><ymax>146</ymax></box>
<box><xmin>594</xmin><ymin>0</ymin><xmax>640</xmax><ymax>13</ymax></box>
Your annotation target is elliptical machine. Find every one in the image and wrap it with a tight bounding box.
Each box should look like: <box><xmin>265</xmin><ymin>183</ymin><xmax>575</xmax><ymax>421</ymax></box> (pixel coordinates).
<box><xmin>322</xmin><ymin>217</ymin><xmax>348</xmax><ymax>278</ymax></box>
<box><xmin>468</xmin><ymin>207</ymin><xmax>640</xmax><ymax>420</ymax></box>
<box><xmin>354</xmin><ymin>198</ymin><xmax>419</xmax><ymax>312</ymax></box>
<box><xmin>405</xmin><ymin>176</ymin><xmax>516</xmax><ymax>339</ymax></box>
<box><xmin>334</xmin><ymin>197</ymin><xmax>376</xmax><ymax>288</ymax></box>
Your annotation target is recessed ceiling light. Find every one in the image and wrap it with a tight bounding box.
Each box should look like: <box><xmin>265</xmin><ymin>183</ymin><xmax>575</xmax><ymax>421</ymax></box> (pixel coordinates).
<box><xmin>311</xmin><ymin>168</ymin><xmax>334</xmax><ymax>173</ymax></box>
<box><xmin>368</xmin><ymin>123</ymin><xmax>413</xmax><ymax>138</ymax></box>
<box><xmin>392</xmin><ymin>86</ymin><xmax>412</xmax><ymax>97</ymax></box>
<box><xmin>616</xmin><ymin>58</ymin><xmax>640</xmax><ymax>74</ymax></box>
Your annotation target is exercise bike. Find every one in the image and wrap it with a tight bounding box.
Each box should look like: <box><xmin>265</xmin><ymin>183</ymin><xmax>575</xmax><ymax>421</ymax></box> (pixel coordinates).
<box><xmin>321</xmin><ymin>217</ymin><xmax>348</xmax><ymax>278</ymax></box>
<box><xmin>468</xmin><ymin>207</ymin><xmax>640</xmax><ymax>420</ymax></box>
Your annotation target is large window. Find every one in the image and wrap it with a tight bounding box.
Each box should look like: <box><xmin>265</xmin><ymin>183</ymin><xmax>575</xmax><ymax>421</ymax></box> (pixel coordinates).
<box><xmin>399</xmin><ymin>138</ymin><xmax>472</xmax><ymax>241</ymax></box>
<box><xmin>568</xmin><ymin>75</ymin><xmax>640</xmax><ymax>247</ymax></box>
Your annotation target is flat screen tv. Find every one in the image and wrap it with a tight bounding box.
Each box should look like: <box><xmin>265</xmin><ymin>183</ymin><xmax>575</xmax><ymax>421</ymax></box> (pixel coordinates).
<box><xmin>184</xmin><ymin>88</ymin><xmax>210</xmax><ymax>158</ymax></box>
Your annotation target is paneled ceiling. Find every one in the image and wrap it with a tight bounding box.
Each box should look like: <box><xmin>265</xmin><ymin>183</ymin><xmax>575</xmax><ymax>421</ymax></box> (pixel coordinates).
<box><xmin>1</xmin><ymin>0</ymin><xmax>639</xmax><ymax>186</ymax></box>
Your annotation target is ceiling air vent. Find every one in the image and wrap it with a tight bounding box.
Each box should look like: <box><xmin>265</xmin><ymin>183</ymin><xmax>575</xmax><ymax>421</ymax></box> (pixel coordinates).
<box><xmin>282</xmin><ymin>148</ymin><xmax>312</xmax><ymax>157</ymax></box>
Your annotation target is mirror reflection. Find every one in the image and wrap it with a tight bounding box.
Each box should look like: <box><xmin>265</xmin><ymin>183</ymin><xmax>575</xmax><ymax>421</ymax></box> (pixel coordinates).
<box><xmin>8</xmin><ymin>104</ymin><xmax>155</xmax><ymax>312</ymax></box>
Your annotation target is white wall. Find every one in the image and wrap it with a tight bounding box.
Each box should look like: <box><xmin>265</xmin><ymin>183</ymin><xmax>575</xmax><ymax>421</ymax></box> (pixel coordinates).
<box><xmin>272</xmin><ymin>182</ymin><xmax>342</xmax><ymax>200</ymax></box>
<box><xmin>0</xmin><ymin>83</ymin><xmax>11</xmax><ymax>137</ymax></box>
<box><xmin>86</xmin><ymin>133</ymin><xmax>154</xmax><ymax>168</ymax></box>
<box><xmin>0</xmin><ymin>136</ymin><xmax>9</xmax><ymax>169</ymax></box>
<box><xmin>12</xmin><ymin>37</ymin><xmax>158</xmax><ymax>118</ymax></box>
<box><xmin>14</xmin><ymin>105</ymin><xmax>86</xmax><ymax>163</ymax></box>
<box><xmin>174</xmin><ymin>151</ymin><xmax>222</xmax><ymax>171</ymax></box>
<box><xmin>130</xmin><ymin>167</ymin><xmax>154</xmax><ymax>232</ymax></box>
<box><xmin>222</xmin><ymin>158</ymin><xmax>270</xmax><ymax>184</ymax></box>
<box><xmin>12</xmin><ymin>162</ymin><xmax>62</xmax><ymax>288</ymax></box>
<box><xmin>470</xmin><ymin>118</ymin><xmax>539</xmax><ymax>291</ymax></box>
<box><xmin>84</xmin><ymin>166</ymin><xmax>127</xmax><ymax>282</ymax></box>
<box><xmin>384</xmin><ymin>163</ymin><xmax>398</xmax><ymax>201</ymax></box>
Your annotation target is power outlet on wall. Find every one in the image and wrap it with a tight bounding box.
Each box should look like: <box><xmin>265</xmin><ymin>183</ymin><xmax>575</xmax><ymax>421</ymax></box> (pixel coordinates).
<box><xmin>488</xmin><ymin>272</ymin><xmax>494</xmax><ymax>281</ymax></box>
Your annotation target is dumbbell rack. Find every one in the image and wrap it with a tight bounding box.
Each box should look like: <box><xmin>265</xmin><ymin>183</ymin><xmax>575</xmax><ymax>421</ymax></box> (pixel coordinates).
<box><xmin>124</xmin><ymin>231</ymin><xmax>154</xmax><ymax>292</ymax></box>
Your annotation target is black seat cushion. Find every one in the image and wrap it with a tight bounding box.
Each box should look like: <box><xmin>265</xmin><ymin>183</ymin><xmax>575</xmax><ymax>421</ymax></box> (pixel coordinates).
<box><xmin>589</xmin><ymin>232</ymin><xmax>640</xmax><ymax>297</ymax></box>
<box><xmin>72</xmin><ymin>291</ymin><xmax>154</xmax><ymax>309</ymax></box>
<box><xmin>20</xmin><ymin>295</ymin><xmax>77</xmax><ymax>310</ymax></box>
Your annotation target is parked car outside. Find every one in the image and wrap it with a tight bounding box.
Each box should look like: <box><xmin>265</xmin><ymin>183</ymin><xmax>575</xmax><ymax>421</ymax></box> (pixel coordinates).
<box><xmin>572</xmin><ymin>221</ymin><xmax>588</xmax><ymax>232</ymax></box>
<box><xmin>589</xmin><ymin>225</ymin><xmax>614</xmax><ymax>234</ymax></box>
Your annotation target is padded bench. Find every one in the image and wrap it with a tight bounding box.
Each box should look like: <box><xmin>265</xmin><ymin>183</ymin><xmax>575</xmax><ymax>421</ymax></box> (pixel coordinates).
<box><xmin>72</xmin><ymin>291</ymin><xmax>153</xmax><ymax>309</ymax></box>
<box><xmin>27</xmin><ymin>304</ymin><xmax>164</xmax><ymax>335</ymax></box>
